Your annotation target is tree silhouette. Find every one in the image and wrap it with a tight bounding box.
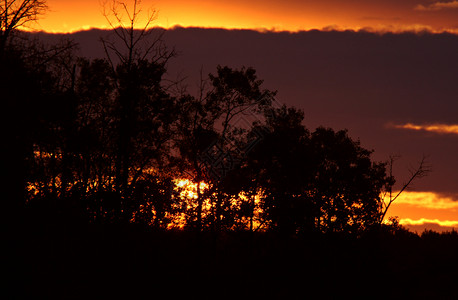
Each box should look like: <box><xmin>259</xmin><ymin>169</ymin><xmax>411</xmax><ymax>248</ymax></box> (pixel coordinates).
<box><xmin>380</xmin><ymin>154</ymin><xmax>431</xmax><ymax>223</ymax></box>
<box><xmin>239</xmin><ymin>106</ymin><xmax>388</xmax><ymax>235</ymax></box>
<box><xmin>1</xmin><ymin>32</ymin><xmax>76</xmax><ymax>227</ymax></box>
<box><xmin>12</xmin><ymin>1</ymin><xmax>177</xmax><ymax>226</ymax></box>
<box><xmin>237</xmin><ymin>106</ymin><xmax>314</xmax><ymax>234</ymax></box>
<box><xmin>308</xmin><ymin>127</ymin><xmax>387</xmax><ymax>234</ymax></box>
<box><xmin>173</xmin><ymin>65</ymin><xmax>275</xmax><ymax>231</ymax></box>
<box><xmin>0</xmin><ymin>0</ymin><xmax>47</xmax><ymax>54</ymax></box>
<box><xmin>81</xmin><ymin>0</ymin><xmax>177</xmax><ymax>221</ymax></box>
<box><xmin>2</xmin><ymin>1</ymin><xmax>424</xmax><ymax>237</ymax></box>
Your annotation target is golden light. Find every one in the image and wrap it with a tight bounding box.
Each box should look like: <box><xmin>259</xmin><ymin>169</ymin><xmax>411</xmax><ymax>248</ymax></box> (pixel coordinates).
<box><xmin>171</xmin><ymin>179</ymin><xmax>266</xmax><ymax>230</ymax></box>
<box><xmin>400</xmin><ymin>218</ymin><xmax>458</xmax><ymax>227</ymax></box>
<box><xmin>174</xmin><ymin>178</ymin><xmax>209</xmax><ymax>200</ymax></box>
<box><xmin>385</xmin><ymin>191</ymin><xmax>458</xmax><ymax>232</ymax></box>
<box><xmin>390</xmin><ymin>123</ymin><xmax>458</xmax><ymax>135</ymax></box>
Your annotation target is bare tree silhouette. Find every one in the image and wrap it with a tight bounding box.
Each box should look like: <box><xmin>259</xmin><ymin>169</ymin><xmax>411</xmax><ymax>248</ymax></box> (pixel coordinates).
<box><xmin>380</xmin><ymin>155</ymin><xmax>431</xmax><ymax>223</ymax></box>
<box><xmin>0</xmin><ymin>0</ymin><xmax>47</xmax><ymax>53</ymax></box>
<box><xmin>96</xmin><ymin>0</ymin><xmax>176</xmax><ymax>220</ymax></box>
<box><xmin>101</xmin><ymin>0</ymin><xmax>174</xmax><ymax>70</ymax></box>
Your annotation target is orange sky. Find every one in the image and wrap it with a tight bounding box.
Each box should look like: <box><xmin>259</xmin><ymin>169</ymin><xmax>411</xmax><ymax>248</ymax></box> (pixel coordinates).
<box><xmin>384</xmin><ymin>191</ymin><xmax>458</xmax><ymax>233</ymax></box>
<box><xmin>387</xmin><ymin>123</ymin><xmax>458</xmax><ymax>232</ymax></box>
<box><xmin>29</xmin><ymin>0</ymin><xmax>458</xmax><ymax>33</ymax></box>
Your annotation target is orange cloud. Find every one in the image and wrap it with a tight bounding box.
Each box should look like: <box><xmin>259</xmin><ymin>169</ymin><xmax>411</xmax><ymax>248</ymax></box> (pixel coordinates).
<box><xmin>389</xmin><ymin>123</ymin><xmax>458</xmax><ymax>135</ymax></box>
<box><xmin>415</xmin><ymin>1</ymin><xmax>458</xmax><ymax>11</ymax></box>
<box><xmin>385</xmin><ymin>191</ymin><xmax>458</xmax><ymax>232</ymax></box>
<box><xmin>400</xmin><ymin>218</ymin><xmax>458</xmax><ymax>227</ymax></box>
<box><xmin>399</xmin><ymin>218</ymin><xmax>458</xmax><ymax>234</ymax></box>
<box><xmin>391</xmin><ymin>191</ymin><xmax>458</xmax><ymax>210</ymax></box>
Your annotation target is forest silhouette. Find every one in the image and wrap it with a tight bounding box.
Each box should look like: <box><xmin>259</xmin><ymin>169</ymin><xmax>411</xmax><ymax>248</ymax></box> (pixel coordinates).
<box><xmin>2</xmin><ymin>1</ymin><xmax>457</xmax><ymax>299</ymax></box>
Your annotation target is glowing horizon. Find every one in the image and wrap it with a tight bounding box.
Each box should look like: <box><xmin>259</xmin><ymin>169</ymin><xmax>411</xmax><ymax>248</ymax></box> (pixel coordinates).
<box><xmin>401</xmin><ymin>218</ymin><xmax>458</xmax><ymax>227</ymax></box>
<box><xmin>19</xmin><ymin>0</ymin><xmax>458</xmax><ymax>34</ymax></box>
<box><xmin>386</xmin><ymin>191</ymin><xmax>458</xmax><ymax>232</ymax></box>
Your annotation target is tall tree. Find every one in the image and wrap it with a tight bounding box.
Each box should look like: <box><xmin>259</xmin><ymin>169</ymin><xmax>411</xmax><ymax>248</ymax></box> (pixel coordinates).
<box><xmin>95</xmin><ymin>0</ymin><xmax>176</xmax><ymax>221</ymax></box>
<box><xmin>308</xmin><ymin>127</ymin><xmax>387</xmax><ymax>234</ymax></box>
<box><xmin>1</xmin><ymin>40</ymin><xmax>76</xmax><ymax>226</ymax></box>
<box><xmin>0</xmin><ymin>0</ymin><xmax>79</xmax><ymax>226</ymax></box>
<box><xmin>241</xmin><ymin>106</ymin><xmax>389</xmax><ymax>235</ymax></box>
<box><xmin>23</xmin><ymin>1</ymin><xmax>176</xmax><ymax>225</ymax></box>
<box><xmin>174</xmin><ymin>65</ymin><xmax>276</xmax><ymax>231</ymax></box>
<box><xmin>241</xmin><ymin>106</ymin><xmax>314</xmax><ymax>234</ymax></box>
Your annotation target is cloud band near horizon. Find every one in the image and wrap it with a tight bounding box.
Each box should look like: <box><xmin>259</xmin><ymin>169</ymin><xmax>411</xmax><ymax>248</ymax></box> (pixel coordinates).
<box><xmin>389</xmin><ymin>123</ymin><xmax>458</xmax><ymax>135</ymax></box>
<box><xmin>415</xmin><ymin>1</ymin><xmax>458</xmax><ymax>11</ymax></box>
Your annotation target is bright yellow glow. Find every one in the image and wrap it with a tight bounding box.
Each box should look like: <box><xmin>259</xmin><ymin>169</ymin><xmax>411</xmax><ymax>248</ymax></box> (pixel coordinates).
<box><xmin>169</xmin><ymin>179</ymin><xmax>267</xmax><ymax>230</ymax></box>
<box><xmin>165</xmin><ymin>178</ymin><xmax>212</xmax><ymax>228</ymax></box>
<box><xmin>174</xmin><ymin>178</ymin><xmax>209</xmax><ymax>200</ymax></box>
<box><xmin>391</xmin><ymin>123</ymin><xmax>458</xmax><ymax>135</ymax></box>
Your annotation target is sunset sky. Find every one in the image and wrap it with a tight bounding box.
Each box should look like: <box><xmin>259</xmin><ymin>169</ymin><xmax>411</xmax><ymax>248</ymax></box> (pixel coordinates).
<box><xmin>33</xmin><ymin>0</ymin><xmax>458</xmax><ymax>33</ymax></box>
<box><xmin>25</xmin><ymin>0</ymin><xmax>458</xmax><ymax>233</ymax></box>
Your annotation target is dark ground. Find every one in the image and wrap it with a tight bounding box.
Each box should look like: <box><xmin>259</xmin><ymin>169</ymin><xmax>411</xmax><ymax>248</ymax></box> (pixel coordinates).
<box><xmin>5</xmin><ymin>220</ymin><xmax>458</xmax><ymax>299</ymax></box>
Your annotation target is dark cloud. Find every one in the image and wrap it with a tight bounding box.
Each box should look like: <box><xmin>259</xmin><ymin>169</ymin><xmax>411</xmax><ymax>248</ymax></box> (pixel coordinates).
<box><xmin>33</xmin><ymin>27</ymin><xmax>458</xmax><ymax>195</ymax></box>
<box><xmin>415</xmin><ymin>1</ymin><xmax>458</xmax><ymax>11</ymax></box>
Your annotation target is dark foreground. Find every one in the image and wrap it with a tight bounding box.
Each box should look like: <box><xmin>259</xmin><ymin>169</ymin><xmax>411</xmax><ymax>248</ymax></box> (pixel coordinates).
<box><xmin>5</xmin><ymin>221</ymin><xmax>458</xmax><ymax>299</ymax></box>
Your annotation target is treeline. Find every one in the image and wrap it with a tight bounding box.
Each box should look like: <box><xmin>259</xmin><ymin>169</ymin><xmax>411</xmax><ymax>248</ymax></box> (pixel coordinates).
<box><xmin>1</xmin><ymin>30</ymin><xmax>396</xmax><ymax>236</ymax></box>
<box><xmin>1</xmin><ymin>2</ymin><xmax>408</xmax><ymax>237</ymax></box>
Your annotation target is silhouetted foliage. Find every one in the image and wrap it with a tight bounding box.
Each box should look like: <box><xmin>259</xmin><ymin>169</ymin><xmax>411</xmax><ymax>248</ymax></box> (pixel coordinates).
<box><xmin>2</xmin><ymin>2</ymin><xmax>429</xmax><ymax>239</ymax></box>
<box><xmin>173</xmin><ymin>65</ymin><xmax>276</xmax><ymax>231</ymax></box>
<box><xmin>4</xmin><ymin>37</ymin><xmax>396</xmax><ymax>235</ymax></box>
<box><xmin>1</xmin><ymin>29</ymin><xmax>76</xmax><ymax>226</ymax></box>
<box><xmin>235</xmin><ymin>106</ymin><xmax>388</xmax><ymax>236</ymax></box>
